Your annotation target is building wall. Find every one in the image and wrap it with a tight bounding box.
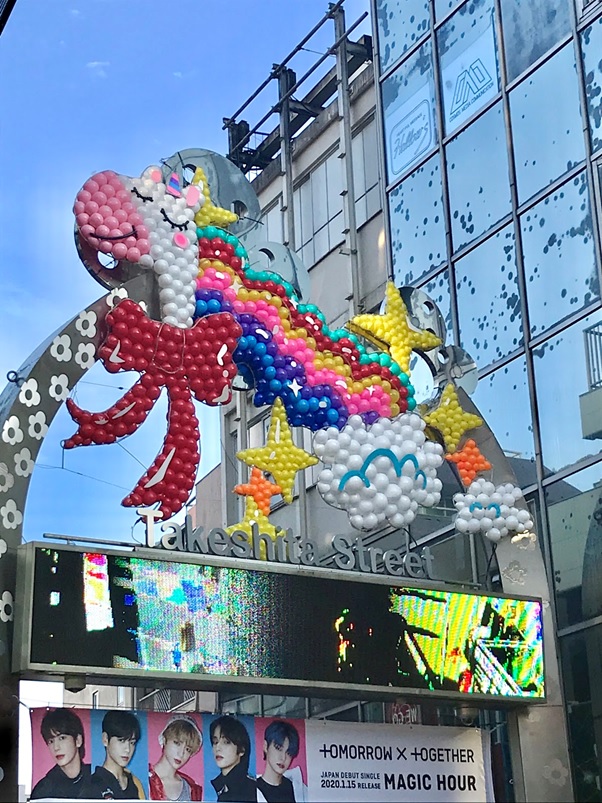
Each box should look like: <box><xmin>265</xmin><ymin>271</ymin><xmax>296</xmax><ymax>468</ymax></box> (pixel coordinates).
<box><xmin>372</xmin><ymin>1</ymin><xmax>602</xmax><ymax>799</ymax></box>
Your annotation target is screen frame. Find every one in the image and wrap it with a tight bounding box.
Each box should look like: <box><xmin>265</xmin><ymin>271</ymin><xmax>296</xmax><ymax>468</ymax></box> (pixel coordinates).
<box><xmin>14</xmin><ymin>541</ymin><xmax>546</xmax><ymax>706</ymax></box>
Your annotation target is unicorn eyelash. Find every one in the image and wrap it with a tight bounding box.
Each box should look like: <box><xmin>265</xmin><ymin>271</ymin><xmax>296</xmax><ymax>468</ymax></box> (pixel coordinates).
<box><xmin>132</xmin><ymin>187</ymin><xmax>153</xmax><ymax>202</ymax></box>
<box><xmin>161</xmin><ymin>208</ymin><xmax>189</xmax><ymax>231</ymax></box>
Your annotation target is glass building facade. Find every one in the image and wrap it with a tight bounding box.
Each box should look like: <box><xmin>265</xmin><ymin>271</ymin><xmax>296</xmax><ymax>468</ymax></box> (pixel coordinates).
<box><xmin>375</xmin><ymin>0</ymin><xmax>602</xmax><ymax>798</ymax></box>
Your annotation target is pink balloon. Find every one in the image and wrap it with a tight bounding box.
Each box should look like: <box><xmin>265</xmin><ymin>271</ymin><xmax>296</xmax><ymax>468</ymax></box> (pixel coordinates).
<box><xmin>92</xmin><ymin>191</ymin><xmax>107</xmax><ymax>206</ymax></box>
<box><xmin>114</xmin><ymin>209</ymin><xmax>128</xmax><ymax>224</ymax></box>
<box><xmin>80</xmin><ymin>224</ymin><xmax>94</xmax><ymax>238</ymax></box>
<box><xmin>83</xmin><ymin>179</ymin><xmax>99</xmax><ymax>194</ymax></box>
<box><xmin>113</xmin><ymin>243</ymin><xmax>128</xmax><ymax>259</ymax></box>
<box><xmin>105</xmin><ymin>216</ymin><xmax>119</xmax><ymax>230</ymax></box>
<box><xmin>137</xmin><ymin>239</ymin><xmax>150</xmax><ymax>254</ymax></box>
<box><xmin>99</xmin><ymin>240</ymin><xmax>113</xmax><ymax>253</ymax></box>
<box><xmin>74</xmin><ymin>201</ymin><xmax>86</xmax><ymax>215</ymax></box>
<box><xmin>76</xmin><ymin>213</ymin><xmax>89</xmax><ymax>227</ymax></box>
<box><xmin>99</xmin><ymin>205</ymin><xmax>113</xmax><ymax>219</ymax></box>
<box><xmin>77</xmin><ymin>189</ymin><xmax>92</xmax><ymax>204</ymax></box>
<box><xmin>89</xmin><ymin>212</ymin><xmax>103</xmax><ymax>228</ymax></box>
<box><xmin>96</xmin><ymin>225</ymin><xmax>110</xmax><ymax>238</ymax></box>
<box><xmin>107</xmin><ymin>197</ymin><xmax>121</xmax><ymax>211</ymax></box>
<box><xmin>127</xmin><ymin>247</ymin><xmax>141</xmax><ymax>262</ymax></box>
<box><xmin>85</xmin><ymin>201</ymin><xmax>99</xmax><ymax>215</ymax></box>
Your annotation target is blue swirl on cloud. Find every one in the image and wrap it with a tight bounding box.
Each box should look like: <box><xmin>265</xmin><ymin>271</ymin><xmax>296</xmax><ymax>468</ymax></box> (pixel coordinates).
<box><xmin>339</xmin><ymin>449</ymin><xmax>427</xmax><ymax>491</ymax></box>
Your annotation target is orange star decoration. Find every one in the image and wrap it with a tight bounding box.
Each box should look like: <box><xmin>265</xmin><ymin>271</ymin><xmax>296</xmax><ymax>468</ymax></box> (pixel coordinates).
<box><xmin>347</xmin><ymin>281</ymin><xmax>441</xmax><ymax>374</ymax></box>
<box><xmin>234</xmin><ymin>467</ymin><xmax>282</xmax><ymax>516</ymax></box>
<box><xmin>424</xmin><ymin>383</ymin><xmax>483</xmax><ymax>454</ymax></box>
<box><xmin>236</xmin><ymin>398</ymin><xmax>318</xmax><ymax>503</ymax></box>
<box><xmin>446</xmin><ymin>438</ymin><xmax>491</xmax><ymax>486</ymax></box>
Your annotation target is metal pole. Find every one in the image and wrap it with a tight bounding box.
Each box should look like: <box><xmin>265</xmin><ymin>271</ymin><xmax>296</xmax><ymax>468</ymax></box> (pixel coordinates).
<box><xmin>332</xmin><ymin>4</ymin><xmax>362</xmax><ymax>316</ymax></box>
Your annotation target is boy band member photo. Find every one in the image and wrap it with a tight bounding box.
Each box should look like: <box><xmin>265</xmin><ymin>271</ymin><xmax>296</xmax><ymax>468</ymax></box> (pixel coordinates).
<box><xmin>89</xmin><ymin>710</ymin><xmax>146</xmax><ymax>800</ymax></box>
<box><xmin>210</xmin><ymin>715</ymin><xmax>257</xmax><ymax>802</ymax></box>
<box><xmin>31</xmin><ymin>709</ymin><xmax>92</xmax><ymax>799</ymax></box>
<box><xmin>257</xmin><ymin>720</ymin><xmax>300</xmax><ymax>803</ymax></box>
<box><xmin>149</xmin><ymin>715</ymin><xmax>203</xmax><ymax>801</ymax></box>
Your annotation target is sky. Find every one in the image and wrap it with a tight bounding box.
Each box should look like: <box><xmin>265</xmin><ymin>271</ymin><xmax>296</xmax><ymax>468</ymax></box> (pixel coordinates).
<box><xmin>0</xmin><ymin>0</ymin><xmax>371</xmax><ymax>545</ymax></box>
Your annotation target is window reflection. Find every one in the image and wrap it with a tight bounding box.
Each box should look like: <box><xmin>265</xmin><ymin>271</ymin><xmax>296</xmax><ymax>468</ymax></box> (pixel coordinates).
<box><xmin>446</xmin><ymin>103</ymin><xmax>511</xmax><ymax>251</ymax></box>
<box><xmin>437</xmin><ymin>0</ymin><xmax>500</xmax><ymax>135</ymax></box>
<box><xmin>419</xmin><ymin>268</ymin><xmax>453</xmax><ymax>341</ymax></box>
<box><xmin>548</xmin><ymin>462</ymin><xmax>602</xmax><ymax>631</ymax></box>
<box><xmin>510</xmin><ymin>44</ymin><xmax>585</xmax><ymax>204</ymax></box>
<box><xmin>389</xmin><ymin>155</ymin><xmax>446</xmax><ymax>286</ymax></box>
<box><xmin>375</xmin><ymin>0</ymin><xmax>430</xmax><ymax>72</ymax></box>
<box><xmin>382</xmin><ymin>42</ymin><xmax>437</xmax><ymax>182</ymax></box>
<box><xmin>533</xmin><ymin>311</ymin><xmax>602</xmax><ymax>474</ymax></box>
<box><xmin>472</xmin><ymin>358</ymin><xmax>535</xmax><ymax>467</ymax></box>
<box><xmin>522</xmin><ymin>173</ymin><xmax>598</xmax><ymax>337</ymax></box>
<box><xmin>582</xmin><ymin>17</ymin><xmax>602</xmax><ymax>155</ymax></box>
<box><xmin>501</xmin><ymin>0</ymin><xmax>571</xmax><ymax>83</ymax></box>
<box><xmin>434</xmin><ymin>0</ymin><xmax>464</xmax><ymax>21</ymax></box>
<box><xmin>560</xmin><ymin>627</ymin><xmax>602</xmax><ymax>801</ymax></box>
<box><xmin>456</xmin><ymin>225</ymin><xmax>522</xmax><ymax>367</ymax></box>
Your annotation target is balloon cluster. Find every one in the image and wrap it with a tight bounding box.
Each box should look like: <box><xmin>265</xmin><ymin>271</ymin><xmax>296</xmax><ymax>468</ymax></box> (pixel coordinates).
<box><xmin>453</xmin><ymin>478</ymin><xmax>533</xmax><ymax>543</ymax></box>
<box><xmin>193</xmin><ymin>234</ymin><xmax>415</xmax><ymax>431</ymax></box>
<box><xmin>314</xmin><ymin>413</ymin><xmax>443</xmax><ymax>531</ymax></box>
<box><xmin>64</xmin><ymin>299</ymin><xmax>241</xmax><ymax>518</ymax></box>
<box><xmin>446</xmin><ymin>438</ymin><xmax>492</xmax><ymax>487</ymax></box>
<box><xmin>75</xmin><ymin>166</ymin><xmax>206</xmax><ymax>328</ymax></box>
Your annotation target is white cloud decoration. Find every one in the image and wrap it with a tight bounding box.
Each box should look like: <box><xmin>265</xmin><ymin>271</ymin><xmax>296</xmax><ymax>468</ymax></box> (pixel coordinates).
<box><xmin>453</xmin><ymin>478</ymin><xmax>534</xmax><ymax>543</ymax></box>
<box><xmin>314</xmin><ymin>413</ymin><xmax>443</xmax><ymax>531</ymax></box>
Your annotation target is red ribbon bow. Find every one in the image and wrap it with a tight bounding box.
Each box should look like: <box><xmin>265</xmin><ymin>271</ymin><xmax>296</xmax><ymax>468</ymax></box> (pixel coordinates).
<box><xmin>65</xmin><ymin>299</ymin><xmax>241</xmax><ymax>518</ymax></box>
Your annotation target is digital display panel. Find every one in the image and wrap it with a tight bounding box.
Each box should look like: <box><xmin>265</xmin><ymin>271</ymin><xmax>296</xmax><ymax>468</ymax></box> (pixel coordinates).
<box><xmin>22</xmin><ymin>546</ymin><xmax>544</xmax><ymax>701</ymax></box>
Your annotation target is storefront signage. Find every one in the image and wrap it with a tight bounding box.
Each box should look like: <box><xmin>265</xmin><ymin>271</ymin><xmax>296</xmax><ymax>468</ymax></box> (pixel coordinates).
<box><xmin>29</xmin><ymin>707</ymin><xmax>491</xmax><ymax>802</ymax></box>
<box><xmin>139</xmin><ymin>508</ymin><xmax>435</xmax><ymax>579</ymax></box>
<box><xmin>19</xmin><ymin>544</ymin><xmax>545</xmax><ymax>703</ymax></box>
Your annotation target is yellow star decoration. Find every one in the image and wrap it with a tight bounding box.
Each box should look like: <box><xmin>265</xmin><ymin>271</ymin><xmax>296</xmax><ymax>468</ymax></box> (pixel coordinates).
<box><xmin>424</xmin><ymin>383</ymin><xmax>483</xmax><ymax>454</ymax></box>
<box><xmin>226</xmin><ymin>497</ymin><xmax>280</xmax><ymax>558</ymax></box>
<box><xmin>236</xmin><ymin>398</ymin><xmax>318</xmax><ymax>503</ymax></box>
<box><xmin>347</xmin><ymin>281</ymin><xmax>441</xmax><ymax>374</ymax></box>
<box><xmin>192</xmin><ymin>166</ymin><xmax>239</xmax><ymax>229</ymax></box>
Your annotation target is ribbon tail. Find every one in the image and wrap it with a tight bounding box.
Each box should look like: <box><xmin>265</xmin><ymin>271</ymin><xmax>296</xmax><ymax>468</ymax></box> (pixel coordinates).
<box><xmin>64</xmin><ymin>378</ymin><xmax>160</xmax><ymax>448</ymax></box>
<box><xmin>122</xmin><ymin>381</ymin><xmax>200</xmax><ymax>519</ymax></box>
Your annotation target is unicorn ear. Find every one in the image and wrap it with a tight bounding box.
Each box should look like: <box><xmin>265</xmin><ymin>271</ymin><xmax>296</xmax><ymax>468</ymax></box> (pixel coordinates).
<box><xmin>141</xmin><ymin>166</ymin><xmax>163</xmax><ymax>184</ymax></box>
<box><xmin>185</xmin><ymin>184</ymin><xmax>201</xmax><ymax>207</ymax></box>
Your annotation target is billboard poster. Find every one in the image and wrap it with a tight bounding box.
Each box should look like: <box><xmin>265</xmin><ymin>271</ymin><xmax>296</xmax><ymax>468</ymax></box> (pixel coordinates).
<box><xmin>22</xmin><ymin>546</ymin><xmax>546</xmax><ymax>703</ymax></box>
<box><xmin>30</xmin><ymin>708</ymin><xmax>489</xmax><ymax>802</ymax></box>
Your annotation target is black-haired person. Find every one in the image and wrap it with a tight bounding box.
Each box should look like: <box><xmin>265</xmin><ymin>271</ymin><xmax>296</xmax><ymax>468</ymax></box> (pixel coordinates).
<box><xmin>257</xmin><ymin>720</ymin><xmax>299</xmax><ymax>803</ymax></box>
<box><xmin>89</xmin><ymin>710</ymin><xmax>146</xmax><ymax>800</ymax></box>
<box><xmin>210</xmin><ymin>715</ymin><xmax>257</xmax><ymax>802</ymax></box>
<box><xmin>31</xmin><ymin>709</ymin><xmax>92</xmax><ymax>799</ymax></box>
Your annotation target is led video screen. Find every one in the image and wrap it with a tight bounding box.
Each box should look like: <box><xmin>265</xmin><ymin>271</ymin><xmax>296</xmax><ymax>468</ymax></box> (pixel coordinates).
<box><xmin>22</xmin><ymin>546</ymin><xmax>544</xmax><ymax>701</ymax></box>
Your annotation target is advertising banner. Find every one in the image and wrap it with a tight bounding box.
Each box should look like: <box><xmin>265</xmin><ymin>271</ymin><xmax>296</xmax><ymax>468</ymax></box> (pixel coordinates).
<box><xmin>440</xmin><ymin>17</ymin><xmax>499</xmax><ymax>134</ymax></box>
<box><xmin>21</xmin><ymin>546</ymin><xmax>545</xmax><ymax>703</ymax></box>
<box><xmin>30</xmin><ymin>708</ymin><xmax>489</xmax><ymax>802</ymax></box>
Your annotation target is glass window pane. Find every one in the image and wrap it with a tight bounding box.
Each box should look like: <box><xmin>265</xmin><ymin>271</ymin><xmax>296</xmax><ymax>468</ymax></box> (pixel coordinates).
<box><xmin>434</xmin><ymin>0</ymin><xmax>464</xmax><ymax>21</ymax></box>
<box><xmin>472</xmin><ymin>357</ymin><xmax>535</xmax><ymax>465</ymax></box>
<box><xmin>382</xmin><ymin>42</ymin><xmax>437</xmax><ymax>182</ymax></box>
<box><xmin>522</xmin><ymin>173</ymin><xmax>598</xmax><ymax>337</ymax></box>
<box><xmin>437</xmin><ymin>0</ymin><xmax>500</xmax><ymax>135</ymax></box>
<box><xmin>375</xmin><ymin>0</ymin><xmax>430</xmax><ymax>73</ymax></box>
<box><xmin>326</xmin><ymin>152</ymin><xmax>343</xmax><ymax>220</ymax></box>
<box><xmin>501</xmin><ymin>0</ymin><xmax>571</xmax><ymax>83</ymax></box>
<box><xmin>419</xmin><ymin>268</ymin><xmax>453</xmax><ymax>340</ymax></box>
<box><xmin>389</xmin><ymin>154</ymin><xmax>447</xmax><ymax>286</ymax></box>
<box><xmin>510</xmin><ymin>44</ymin><xmax>585</xmax><ymax>204</ymax></box>
<box><xmin>560</xmin><ymin>626</ymin><xmax>602</xmax><ymax>801</ymax></box>
<box><xmin>582</xmin><ymin>17</ymin><xmax>602</xmax><ymax>155</ymax></box>
<box><xmin>549</xmin><ymin>461</ymin><xmax>602</xmax><ymax>629</ymax></box>
<box><xmin>447</xmin><ymin>103</ymin><xmax>511</xmax><ymax>251</ymax></box>
<box><xmin>299</xmin><ymin>180</ymin><xmax>313</xmax><ymax>246</ymax></box>
<box><xmin>312</xmin><ymin>161</ymin><xmax>328</xmax><ymax>232</ymax></box>
<box><xmin>533</xmin><ymin>310</ymin><xmax>602</xmax><ymax>474</ymax></box>
<box><xmin>456</xmin><ymin>225</ymin><xmax>523</xmax><ymax>367</ymax></box>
